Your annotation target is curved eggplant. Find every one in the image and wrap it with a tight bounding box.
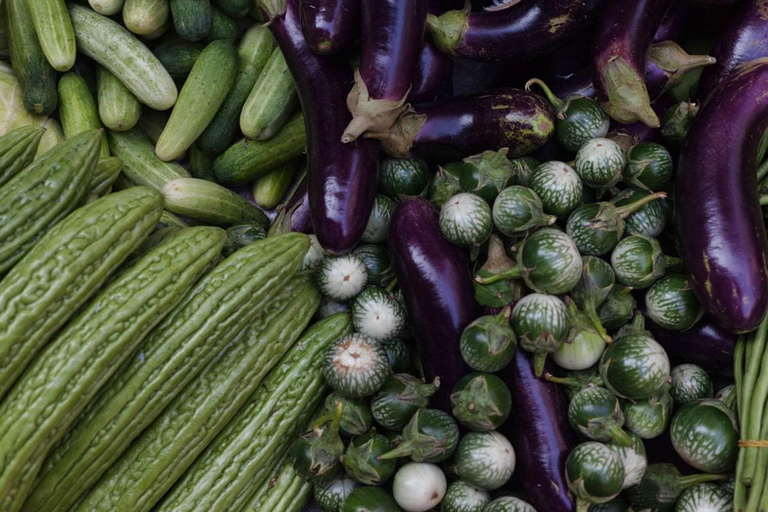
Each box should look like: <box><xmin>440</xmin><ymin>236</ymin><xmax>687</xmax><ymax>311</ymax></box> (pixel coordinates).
<box><xmin>677</xmin><ymin>59</ymin><xmax>768</xmax><ymax>333</ymax></box>
<box><xmin>368</xmin><ymin>88</ymin><xmax>555</xmax><ymax>161</ymax></box>
<box><xmin>653</xmin><ymin>0</ymin><xmax>694</xmax><ymax>43</ymax></box>
<box><xmin>697</xmin><ymin>0</ymin><xmax>768</xmax><ymax>99</ymax></box>
<box><xmin>500</xmin><ymin>350</ymin><xmax>578</xmax><ymax>512</ymax></box>
<box><xmin>300</xmin><ymin>0</ymin><xmax>360</xmax><ymax>54</ymax></box>
<box><xmin>388</xmin><ymin>198</ymin><xmax>482</xmax><ymax>412</ymax></box>
<box><xmin>425</xmin><ymin>0</ymin><xmax>603</xmax><ymax>63</ymax></box>
<box><xmin>408</xmin><ymin>41</ymin><xmax>453</xmax><ymax>104</ymax></box>
<box><xmin>592</xmin><ymin>0</ymin><xmax>670</xmax><ymax>127</ymax></box>
<box><xmin>260</xmin><ymin>0</ymin><xmax>378</xmax><ymax>254</ymax></box>
<box><xmin>686</xmin><ymin>0</ymin><xmax>743</xmax><ymax>5</ymax></box>
<box><xmin>282</xmin><ymin>173</ymin><xmax>313</xmax><ymax>234</ymax></box>
<box><xmin>342</xmin><ymin>0</ymin><xmax>426</xmax><ymax>142</ymax></box>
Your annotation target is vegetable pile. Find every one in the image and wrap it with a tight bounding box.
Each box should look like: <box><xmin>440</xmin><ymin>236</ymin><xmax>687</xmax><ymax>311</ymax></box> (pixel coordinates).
<box><xmin>0</xmin><ymin>0</ymin><xmax>766</xmax><ymax>511</ymax></box>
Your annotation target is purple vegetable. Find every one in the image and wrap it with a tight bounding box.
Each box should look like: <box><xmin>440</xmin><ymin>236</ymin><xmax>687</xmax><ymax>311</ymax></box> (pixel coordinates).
<box><xmin>367</xmin><ymin>88</ymin><xmax>555</xmax><ymax>161</ymax></box>
<box><xmin>283</xmin><ymin>174</ymin><xmax>313</xmax><ymax>234</ymax></box>
<box><xmin>425</xmin><ymin>0</ymin><xmax>603</xmax><ymax>62</ymax></box>
<box><xmin>388</xmin><ymin>198</ymin><xmax>482</xmax><ymax>412</ymax></box>
<box><xmin>676</xmin><ymin>59</ymin><xmax>768</xmax><ymax>333</ymax></box>
<box><xmin>653</xmin><ymin>0</ymin><xmax>694</xmax><ymax>43</ymax></box>
<box><xmin>592</xmin><ymin>0</ymin><xmax>670</xmax><ymax>127</ymax></box>
<box><xmin>342</xmin><ymin>0</ymin><xmax>426</xmax><ymax>142</ymax></box>
<box><xmin>686</xmin><ymin>0</ymin><xmax>742</xmax><ymax>5</ymax></box>
<box><xmin>260</xmin><ymin>0</ymin><xmax>378</xmax><ymax>255</ymax></box>
<box><xmin>552</xmin><ymin>68</ymin><xmax>596</xmax><ymax>100</ymax></box>
<box><xmin>608</xmin><ymin>93</ymin><xmax>675</xmax><ymax>146</ymax></box>
<box><xmin>697</xmin><ymin>0</ymin><xmax>768</xmax><ymax>99</ymax></box>
<box><xmin>408</xmin><ymin>41</ymin><xmax>453</xmax><ymax>104</ymax></box>
<box><xmin>500</xmin><ymin>350</ymin><xmax>578</xmax><ymax>512</ymax></box>
<box><xmin>300</xmin><ymin>0</ymin><xmax>360</xmax><ymax>55</ymax></box>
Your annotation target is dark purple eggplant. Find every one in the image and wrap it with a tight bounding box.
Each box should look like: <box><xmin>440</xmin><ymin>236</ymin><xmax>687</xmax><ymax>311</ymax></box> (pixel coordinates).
<box><xmin>592</xmin><ymin>0</ymin><xmax>670</xmax><ymax>127</ymax></box>
<box><xmin>408</xmin><ymin>41</ymin><xmax>453</xmax><ymax>104</ymax></box>
<box><xmin>653</xmin><ymin>0</ymin><xmax>694</xmax><ymax>43</ymax></box>
<box><xmin>425</xmin><ymin>0</ymin><xmax>603</xmax><ymax>63</ymax></box>
<box><xmin>260</xmin><ymin>0</ymin><xmax>378</xmax><ymax>255</ymax></box>
<box><xmin>677</xmin><ymin>59</ymin><xmax>768</xmax><ymax>333</ymax></box>
<box><xmin>500</xmin><ymin>350</ymin><xmax>578</xmax><ymax>512</ymax></box>
<box><xmin>283</xmin><ymin>174</ymin><xmax>313</xmax><ymax>234</ymax></box>
<box><xmin>342</xmin><ymin>0</ymin><xmax>426</xmax><ymax>142</ymax></box>
<box><xmin>367</xmin><ymin>88</ymin><xmax>555</xmax><ymax>161</ymax></box>
<box><xmin>686</xmin><ymin>0</ymin><xmax>743</xmax><ymax>5</ymax></box>
<box><xmin>300</xmin><ymin>0</ymin><xmax>360</xmax><ymax>55</ymax></box>
<box><xmin>388</xmin><ymin>198</ymin><xmax>482</xmax><ymax>412</ymax></box>
<box><xmin>697</xmin><ymin>0</ymin><xmax>768</xmax><ymax>99</ymax></box>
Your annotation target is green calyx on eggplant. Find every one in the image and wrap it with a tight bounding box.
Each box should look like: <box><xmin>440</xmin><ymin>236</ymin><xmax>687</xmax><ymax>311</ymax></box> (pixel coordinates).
<box><xmin>607</xmin><ymin>431</ymin><xmax>647</xmax><ymax>489</ymax></box>
<box><xmin>450</xmin><ymin>372</ymin><xmax>512</xmax><ymax>431</ymax></box>
<box><xmin>324</xmin><ymin>393</ymin><xmax>374</xmax><ymax>438</ymax></box>
<box><xmin>379</xmin><ymin>157</ymin><xmax>431</xmax><ymax>200</ymax></box>
<box><xmin>509</xmin><ymin>156</ymin><xmax>540</xmax><ymax>187</ymax></box>
<box><xmin>472</xmin><ymin>235</ymin><xmax>525</xmax><ymax>309</ymax></box>
<box><xmin>430</xmin><ymin>149</ymin><xmax>515</xmax><ymax>206</ymax></box>
<box><xmin>570</xmin><ymin>256</ymin><xmax>615</xmax><ymax>344</ymax></box>
<box><xmin>378</xmin><ymin>408</ymin><xmax>460</xmax><ymax>463</ymax></box>
<box><xmin>645</xmin><ymin>273</ymin><xmax>703</xmax><ymax>331</ymax></box>
<box><xmin>439</xmin><ymin>192</ymin><xmax>493</xmax><ymax>247</ymax></box>
<box><xmin>669</xmin><ymin>364</ymin><xmax>713</xmax><ymax>409</ymax></box>
<box><xmin>459</xmin><ymin>307</ymin><xmax>517</xmax><ymax>373</ymax></box>
<box><xmin>565</xmin><ymin>441</ymin><xmax>625</xmax><ymax>511</ymax></box>
<box><xmin>341</xmin><ymin>486</ymin><xmax>403</xmax><ymax>512</ymax></box>
<box><xmin>545</xmin><ymin>365</ymin><xmax>605</xmax><ymax>401</ymax></box>
<box><xmin>715</xmin><ymin>384</ymin><xmax>736</xmax><ymax>411</ymax></box>
<box><xmin>623</xmin><ymin>142</ymin><xmax>674</xmax><ymax>192</ymax></box>
<box><xmin>525</xmin><ymin>78</ymin><xmax>610</xmax><ymax>152</ymax></box>
<box><xmin>552</xmin><ymin>299</ymin><xmax>607</xmax><ymax>371</ymax></box>
<box><xmin>611</xmin><ymin>234</ymin><xmax>681</xmax><ymax>289</ymax></box>
<box><xmin>341</xmin><ymin>430</ymin><xmax>397</xmax><ymax>486</ymax></box>
<box><xmin>291</xmin><ymin>400</ymin><xmax>346</xmax><ymax>484</ymax></box>
<box><xmin>566</xmin><ymin>191</ymin><xmax>667</xmax><ymax>256</ymax></box>
<box><xmin>568</xmin><ymin>386</ymin><xmax>634</xmax><ymax>447</ymax></box>
<box><xmin>621</xmin><ymin>390</ymin><xmax>673</xmax><ymax>439</ymax></box>
<box><xmin>646</xmin><ymin>41</ymin><xmax>716</xmax><ymax>99</ymax></box>
<box><xmin>491</xmin><ymin>185</ymin><xmax>556</xmax><ymax>237</ymax></box>
<box><xmin>511</xmin><ymin>293</ymin><xmax>570</xmax><ymax>377</ymax></box>
<box><xmin>370</xmin><ymin>373</ymin><xmax>439</xmax><ymax>431</ymax></box>
<box><xmin>574</xmin><ymin>138</ymin><xmax>626</xmax><ymax>189</ymax></box>
<box><xmin>670</xmin><ymin>399</ymin><xmax>739</xmax><ymax>474</ymax></box>
<box><xmin>528</xmin><ymin>161</ymin><xmax>584</xmax><ymax>217</ymax></box>
<box><xmin>625</xmin><ymin>463</ymin><xmax>729</xmax><ymax>512</ymax></box>
<box><xmin>614</xmin><ymin>189</ymin><xmax>668</xmax><ymax>238</ymax></box>
<box><xmin>597</xmin><ymin>285</ymin><xmax>637</xmax><ymax>331</ymax></box>
<box><xmin>661</xmin><ymin>101</ymin><xmax>699</xmax><ymax>148</ymax></box>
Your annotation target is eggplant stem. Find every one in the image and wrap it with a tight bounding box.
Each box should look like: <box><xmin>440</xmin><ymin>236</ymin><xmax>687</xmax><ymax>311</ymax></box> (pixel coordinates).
<box><xmin>664</xmin><ymin>256</ymin><xmax>684</xmax><ymax>271</ymax></box>
<box><xmin>377</xmin><ymin>440</ymin><xmax>414</xmax><ymax>461</ymax></box>
<box><xmin>385</xmin><ymin>278</ymin><xmax>398</xmax><ymax>293</ymax></box>
<box><xmin>608</xmin><ymin>424</ymin><xmax>633</xmax><ymax>447</ymax></box>
<box><xmin>533</xmin><ymin>352</ymin><xmax>548</xmax><ymax>378</ymax></box>
<box><xmin>544</xmin><ymin>373</ymin><xmax>581</xmax><ymax>387</ymax></box>
<box><xmin>677</xmin><ymin>472</ymin><xmax>729</xmax><ymax>489</ymax></box>
<box><xmin>760</xmin><ymin>195</ymin><xmax>768</xmax><ymax>207</ymax></box>
<box><xmin>616</xmin><ymin>191</ymin><xmax>667</xmax><ymax>218</ymax></box>
<box><xmin>525</xmin><ymin>78</ymin><xmax>565</xmax><ymax>112</ymax></box>
<box><xmin>475</xmin><ymin>266</ymin><xmax>522</xmax><ymax>285</ymax></box>
<box><xmin>585</xmin><ymin>307</ymin><xmax>612</xmax><ymax>344</ymax></box>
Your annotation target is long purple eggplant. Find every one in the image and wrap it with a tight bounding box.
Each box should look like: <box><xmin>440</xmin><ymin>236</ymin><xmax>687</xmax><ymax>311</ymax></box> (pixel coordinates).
<box><xmin>341</xmin><ymin>0</ymin><xmax>426</xmax><ymax>142</ymax></box>
<box><xmin>686</xmin><ymin>0</ymin><xmax>742</xmax><ymax>5</ymax></box>
<box><xmin>300</xmin><ymin>0</ymin><xmax>360</xmax><ymax>54</ymax></box>
<box><xmin>592</xmin><ymin>0</ymin><xmax>670</xmax><ymax>127</ymax></box>
<box><xmin>367</xmin><ymin>88</ymin><xmax>555</xmax><ymax>161</ymax></box>
<box><xmin>676</xmin><ymin>59</ymin><xmax>768</xmax><ymax>333</ymax></box>
<box><xmin>654</xmin><ymin>0</ymin><xmax>694</xmax><ymax>42</ymax></box>
<box><xmin>697</xmin><ymin>0</ymin><xmax>768</xmax><ymax>99</ymax></box>
<box><xmin>259</xmin><ymin>0</ymin><xmax>378</xmax><ymax>255</ymax></box>
<box><xmin>389</xmin><ymin>198</ymin><xmax>482</xmax><ymax>412</ymax></box>
<box><xmin>408</xmin><ymin>41</ymin><xmax>453</xmax><ymax>104</ymax></box>
<box><xmin>282</xmin><ymin>174</ymin><xmax>312</xmax><ymax>234</ymax></box>
<box><xmin>425</xmin><ymin>0</ymin><xmax>602</xmax><ymax>62</ymax></box>
<box><xmin>500</xmin><ymin>351</ymin><xmax>578</xmax><ymax>512</ymax></box>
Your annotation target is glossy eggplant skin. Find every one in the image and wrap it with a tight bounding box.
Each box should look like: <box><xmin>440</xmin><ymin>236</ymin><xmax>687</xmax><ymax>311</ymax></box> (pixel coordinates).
<box><xmin>408</xmin><ymin>41</ymin><xmax>453</xmax><ymax>104</ymax></box>
<box><xmin>426</xmin><ymin>0</ymin><xmax>603</xmax><ymax>62</ymax></box>
<box><xmin>500</xmin><ymin>351</ymin><xmax>578</xmax><ymax>512</ymax></box>
<box><xmin>261</xmin><ymin>0</ymin><xmax>378</xmax><ymax>254</ymax></box>
<box><xmin>300</xmin><ymin>0</ymin><xmax>360</xmax><ymax>54</ymax></box>
<box><xmin>284</xmin><ymin>175</ymin><xmax>313</xmax><ymax>234</ymax></box>
<box><xmin>654</xmin><ymin>0</ymin><xmax>693</xmax><ymax>42</ymax></box>
<box><xmin>697</xmin><ymin>0</ymin><xmax>768</xmax><ymax>99</ymax></box>
<box><xmin>388</xmin><ymin>198</ymin><xmax>482</xmax><ymax>412</ymax></box>
<box><xmin>677</xmin><ymin>59</ymin><xmax>768</xmax><ymax>333</ymax></box>
<box><xmin>371</xmin><ymin>88</ymin><xmax>555</xmax><ymax>161</ymax></box>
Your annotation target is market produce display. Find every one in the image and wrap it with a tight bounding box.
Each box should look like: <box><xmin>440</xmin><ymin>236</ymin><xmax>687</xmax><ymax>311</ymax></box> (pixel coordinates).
<box><xmin>1</xmin><ymin>1</ymin><xmax>767</xmax><ymax>512</ymax></box>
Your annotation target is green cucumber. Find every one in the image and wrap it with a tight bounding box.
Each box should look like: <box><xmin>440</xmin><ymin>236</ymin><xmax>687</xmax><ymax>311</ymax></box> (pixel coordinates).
<box><xmin>246</xmin><ymin>456</ymin><xmax>313</xmax><ymax>512</ymax></box>
<box><xmin>198</xmin><ymin>24</ymin><xmax>276</xmax><ymax>154</ymax></box>
<box><xmin>252</xmin><ymin>158</ymin><xmax>301</xmax><ymax>208</ymax></box>
<box><xmin>161</xmin><ymin>177</ymin><xmax>269</xmax><ymax>226</ymax></box>
<box><xmin>0</xmin><ymin>124</ymin><xmax>45</xmax><ymax>187</ymax></box>
<box><xmin>97</xmin><ymin>67</ymin><xmax>142</xmax><ymax>132</ymax></box>
<box><xmin>241</xmin><ymin>46</ymin><xmax>298</xmax><ymax>140</ymax></box>
<box><xmin>27</xmin><ymin>0</ymin><xmax>76</xmax><ymax>71</ymax></box>
<box><xmin>78</xmin><ymin>274</ymin><xmax>321</xmax><ymax>512</ymax></box>
<box><xmin>156</xmin><ymin>40</ymin><xmax>238</xmax><ymax>161</ymax></box>
<box><xmin>213</xmin><ymin>109</ymin><xmax>307</xmax><ymax>185</ymax></box>
<box><xmin>170</xmin><ymin>0</ymin><xmax>212</xmax><ymax>41</ymax></box>
<box><xmin>27</xmin><ymin>234</ymin><xmax>308</xmax><ymax>512</ymax></box>
<box><xmin>0</xmin><ymin>129</ymin><xmax>102</xmax><ymax>275</ymax></box>
<box><xmin>88</xmin><ymin>156</ymin><xmax>124</xmax><ymax>196</ymax></box>
<box><xmin>88</xmin><ymin>0</ymin><xmax>125</xmax><ymax>15</ymax></box>
<box><xmin>153</xmin><ymin>41</ymin><xmax>204</xmax><ymax>81</ymax></box>
<box><xmin>213</xmin><ymin>0</ymin><xmax>250</xmax><ymax>17</ymax></box>
<box><xmin>137</xmin><ymin>107</ymin><xmax>168</xmax><ymax>143</ymax></box>
<box><xmin>156</xmin><ymin>312</ymin><xmax>352</xmax><ymax>511</ymax></box>
<box><xmin>107</xmin><ymin>127</ymin><xmax>189</xmax><ymax>191</ymax></box>
<box><xmin>123</xmin><ymin>0</ymin><xmax>170</xmax><ymax>36</ymax></box>
<box><xmin>188</xmin><ymin>143</ymin><xmax>216</xmax><ymax>181</ymax></box>
<box><xmin>207</xmin><ymin>5</ymin><xmax>236</xmax><ymax>44</ymax></box>
<box><xmin>0</xmin><ymin>225</ymin><xmax>222</xmax><ymax>512</ymax></box>
<box><xmin>58</xmin><ymin>73</ymin><xmax>110</xmax><ymax>157</ymax></box>
<box><xmin>6</xmin><ymin>0</ymin><xmax>57</xmax><ymax>115</ymax></box>
<box><xmin>69</xmin><ymin>4</ymin><xmax>178</xmax><ymax>110</ymax></box>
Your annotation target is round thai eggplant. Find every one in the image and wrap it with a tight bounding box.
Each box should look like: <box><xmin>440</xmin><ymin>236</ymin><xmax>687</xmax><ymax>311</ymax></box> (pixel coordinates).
<box><xmin>509</xmin><ymin>156</ymin><xmax>540</xmax><ymax>187</ymax></box>
<box><xmin>675</xmin><ymin>483</ymin><xmax>734</xmax><ymax>512</ymax></box>
<box><xmin>625</xmin><ymin>463</ymin><xmax>729</xmax><ymax>511</ymax></box>
<box><xmin>670</xmin><ymin>399</ymin><xmax>739</xmax><ymax>473</ymax></box>
<box><xmin>607</xmin><ymin>431</ymin><xmax>648</xmax><ymax>489</ymax></box>
<box><xmin>645</xmin><ymin>273</ymin><xmax>703</xmax><ymax>331</ymax></box>
<box><xmin>437</xmin><ymin>149</ymin><xmax>516</xmax><ymax>205</ymax></box>
<box><xmin>553</xmin><ymin>301</ymin><xmax>607</xmax><ymax>371</ymax></box>
<box><xmin>300</xmin><ymin>0</ymin><xmax>360</xmax><ymax>54</ymax></box>
<box><xmin>367</xmin><ymin>88</ymin><xmax>555</xmax><ymax>161</ymax></box>
<box><xmin>570</xmin><ymin>256</ymin><xmax>615</xmax><ymax>342</ymax></box>
<box><xmin>622</xmin><ymin>391</ymin><xmax>673</xmax><ymax>439</ymax></box>
<box><xmin>450</xmin><ymin>372</ymin><xmax>511</xmax><ymax>431</ymax></box>
<box><xmin>439</xmin><ymin>192</ymin><xmax>493</xmax><ymax>247</ymax></box>
<box><xmin>322</xmin><ymin>333</ymin><xmax>390</xmax><ymax>398</ymax></box>
<box><xmin>472</xmin><ymin>235</ymin><xmax>526</xmax><ymax>312</ymax></box>
<box><xmin>676</xmin><ymin>59</ymin><xmax>768</xmax><ymax>332</ymax></box>
<box><xmin>370</xmin><ymin>374</ymin><xmax>439</xmax><ymax>431</ymax></box>
<box><xmin>379</xmin><ymin>157</ymin><xmax>431</xmax><ymax>200</ymax></box>
<box><xmin>459</xmin><ymin>309</ymin><xmax>517</xmax><ymax>373</ymax></box>
<box><xmin>378</xmin><ymin>408</ymin><xmax>460</xmax><ymax>463</ymax></box>
<box><xmin>510</xmin><ymin>228</ymin><xmax>584</xmax><ymax>295</ymax></box>
<box><xmin>441</xmin><ymin>481</ymin><xmax>490</xmax><ymax>512</ymax></box>
<box><xmin>568</xmin><ymin>386</ymin><xmax>634</xmax><ymax>446</ymax></box>
<box><xmin>511</xmin><ymin>293</ymin><xmax>570</xmax><ymax>377</ymax></box>
<box><xmin>597</xmin><ymin>285</ymin><xmax>637</xmax><ymax>331</ymax></box>
<box><xmin>613</xmin><ymin>190</ymin><xmax>668</xmax><ymax>238</ymax></box>
<box><xmin>491</xmin><ymin>186</ymin><xmax>556</xmax><ymax>236</ymax></box>
<box><xmin>566</xmin><ymin>441</ymin><xmax>625</xmax><ymax>510</ymax></box>
<box><xmin>354</xmin><ymin>244</ymin><xmax>395</xmax><ymax>288</ymax></box>
<box><xmin>574</xmin><ymin>137</ymin><xmax>626</xmax><ymax>189</ymax></box>
<box><xmin>380</xmin><ymin>337</ymin><xmax>411</xmax><ymax>374</ymax></box>
<box><xmin>292</xmin><ymin>402</ymin><xmax>346</xmax><ymax>484</ymax></box>
<box><xmin>669</xmin><ymin>364</ymin><xmax>713</xmax><ymax>409</ymax></box>
<box><xmin>362</xmin><ymin>195</ymin><xmax>396</xmax><ymax>244</ymax></box>
<box><xmin>324</xmin><ymin>393</ymin><xmax>374</xmax><ymax>437</ymax></box>
<box><xmin>453</xmin><ymin>431</ymin><xmax>516</xmax><ymax>491</ymax></box>
<box><xmin>409</xmin><ymin>40</ymin><xmax>453</xmax><ymax>104</ymax></box>
<box><xmin>624</xmin><ymin>142</ymin><xmax>674</xmax><ymax>191</ymax></box>
<box><xmin>528</xmin><ymin>161</ymin><xmax>583</xmax><ymax>217</ymax></box>
<box><xmin>611</xmin><ymin>234</ymin><xmax>678</xmax><ymax>289</ymax></box>
<box><xmin>483</xmin><ymin>496</ymin><xmax>536</xmax><ymax>512</ymax></box>
<box><xmin>314</xmin><ymin>476</ymin><xmax>359</xmax><ymax>512</ymax></box>
<box><xmin>545</xmin><ymin>365</ymin><xmax>605</xmax><ymax>401</ymax></box>
<box><xmin>341</xmin><ymin>486</ymin><xmax>402</xmax><ymax>512</ymax></box>
<box><xmin>341</xmin><ymin>431</ymin><xmax>397</xmax><ymax>485</ymax></box>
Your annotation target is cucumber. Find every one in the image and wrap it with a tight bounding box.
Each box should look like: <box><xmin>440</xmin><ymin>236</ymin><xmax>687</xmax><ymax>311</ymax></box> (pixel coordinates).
<box><xmin>137</xmin><ymin>107</ymin><xmax>168</xmax><ymax>143</ymax></box>
<box><xmin>213</xmin><ymin>0</ymin><xmax>250</xmax><ymax>17</ymax></box>
<box><xmin>246</xmin><ymin>455</ymin><xmax>313</xmax><ymax>512</ymax></box>
<box><xmin>161</xmin><ymin>177</ymin><xmax>269</xmax><ymax>227</ymax></box>
<box><xmin>207</xmin><ymin>5</ymin><xmax>236</xmax><ymax>44</ymax></box>
<box><xmin>252</xmin><ymin>158</ymin><xmax>301</xmax><ymax>208</ymax></box>
<box><xmin>88</xmin><ymin>156</ymin><xmax>124</xmax><ymax>196</ymax></box>
<box><xmin>27</xmin><ymin>234</ymin><xmax>308</xmax><ymax>512</ymax></box>
<box><xmin>157</xmin><ymin>208</ymin><xmax>189</xmax><ymax>230</ymax></box>
<box><xmin>170</xmin><ymin>0</ymin><xmax>212</xmax><ymax>41</ymax></box>
<box><xmin>188</xmin><ymin>143</ymin><xmax>216</xmax><ymax>181</ymax></box>
<box><xmin>123</xmin><ymin>0</ymin><xmax>170</xmax><ymax>36</ymax></box>
<box><xmin>107</xmin><ymin>127</ymin><xmax>189</xmax><ymax>191</ymax></box>
<box><xmin>88</xmin><ymin>0</ymin><xmax>125</xmax><ymax>15</ymax></box>
<box><xmin>240</xmin><ymin>46</ymin><xmax>298</xmax><ymax>140</ymax></box>
<box><xmin>27</xmin><ymin>0</ymin><xmax>76</xmax><ymax>71</ymax></box>
<box><xmin>213</xmin><ymin>110</ymin><xmax>307</xmax><ymax>185</ymax></box>
<box><xmin>0</xmin><ymin>129</ymin><xmax>102</xmax><ymax>276</ymax></box>
<box><xmin>156</xmin><ymin>40</ymin><xmax>238</xmax><ymax>161</ymax></box>
<box><xmin>198</xmin><ymin>24</ymin><xmax>276</xmax><ymax>154</ymax></box>
<box><xmin>6</xmin><ymin>0</ymin><xmax>57</xmax><ymax>115</ymax></box>
<box><xmin>0</xmin><ymin>124</ymin><xmax>45</xmax><ymax>187</ymax></box>
<box><xmin>77</xmin><ymin>273</ymin><xmax>321</xmax><ymax>512</ymax></box>
<box><xmin>157</xmin><ymin>312</ymin><xmax>352</xmax><ymax>511</ymax></box>
<box><xmin>153</xmin><ymin>41</ymin><xmax>204</xmax><ymax>81</ymax></box>
<box><xmin>0</xmin><ymin>225</ymin><xmax>222</xmax><ymax>512</ymax></box>
<box><xmin>69</xmin><ymin>4</ymin><xmax>178</xmax><ymax>111</ymax></box>
<box><xmin>97</xmin><ymin>67</ymin><xmax>142</xmax><ymax>132</ymax></box>
<box><xmin>58</xmin><ymin>73</ymin><xmax>110</xmax><ymax>158</ymax></box>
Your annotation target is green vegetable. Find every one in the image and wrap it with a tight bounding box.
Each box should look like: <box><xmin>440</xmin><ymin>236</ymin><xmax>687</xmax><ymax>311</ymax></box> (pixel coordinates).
<box><xmin>108</xmin><ymin>128</ymin><xmax>190</xmax><ymax>190</ymax></box>
<box><xmin>597</xmin><ymin>285</ymin><xmax>636</xmax><ymax>331</ymax></box>
<box><xmin>97</xmin><ymin>67</ymin><xmax>142</xmax><ymax>132</ymax></box>
<box><xmin>670</xmin><ymin>364</ymin><xmax>712</xmax><ymax>408</ymax></box>
<box><xmin>363</xmin><ymin>194</ymin><xmax>397</xmax><ymax>244</ymax></box>
<box><xmin>570</xmin><ymin>256</ymin><xmax>615</xmax><ymax>343</ymax></box>
<box><xmin>482</xmin><ymin>496</ymin><xmax>536</xmax><ymax>512</ymax></box>
<box><xmin>626</xmin><ymin>463</ymin><xmax>728</xmax><ymax>512</ymax></box>
<box><xmin>610</xmin><ymin>234</ymin><xmax>679</xmax><ymax>289</ymax></box>
<box><xmin>318</xmin><ymin>253</ymin><xmax>369</xmax><ymax>302</ymax></box>
<box><xmin>292</xmin><ymin>401</ymin><xmax>346</xmax><ymax>485</ymax></box>
<box><xmin>565</xmin><ymin>442</ymin><xmax>625</xmax><ymax>510</ymax></box>
<box><xmin>354</xmin><ymin>244</ymin><xmax>395</xmax><ymax>288</ymax></box>
<box><xmin>509</xmin><ymin>156</ymin><xmax>539</xmax><ymax>187</ymax></box>
<box><xmin>221</xmin><ymin>223</ymin><xmax>267</xmax><ymax>256</ymax></box>
<box><xmin>323</xmin><ymin>393</ymin><xmax>373</xmax><ymax>437</ymax></box>
<box><xmin>123</xmin><ymin>0</ymin><xmax>171</xmax><ymax>36</ymax></box>
<box><xmin>370</xmin><ymin>374</ymin><xmax>438</xmax><ymax>431</ymax></box>
<box><xmin>88</xmin><ymin>0</ymin><xmax>125</xmax><ymax>15</ymax></box>
<box><xmin>670</xmin><ymin>399</ymin><xmax>739</xmax><ymax>473</ymax></box>
<box><xmin>322</xmin><ymin>333</ymin><xmax>390</xmax><ymax>398</ymax></box>
<box><xmin>528</xmin><ymin>161</ymin><xmax>583</xmax><ymax>217</ymax></box>
<box><xmin>624</xmin><ymin>142</ymin><xmax>673</xmax><ymax>191</ymax></box>
<box><xmin>433</xmin><ymin>149</ymin><xmax>515</xmax><ymax>205</ymax></box>
<box><xmin>314</xmin><ymin>476</ymin><xmax>359</xmax><ymax>512</ymax></box>
<box><xmin>645</xmin><ymin>273</ymin><xmax>703</xmax><ymax>331</ymax></box>
<box><xmin>88</xmin><ymin>156</ymin><xmax>124</xmax><ymax>196</ymax></box>
<box><xmin>214</xmin><ymin>0</ymin><xmax>251</xmax><ymax>17</ymax></box>
<box><xmin>207</xmin><ymin>5</ymin><xmax>236</xmax><ymax>43</ymax></box>
<box><xmin>379</xmin><ymin>157</ymin><xmax>430</xmax><ymax>199</ymax></box>
<box><xmin>450</xmin><ymin>372</ymin><xmax>511</xmax><ymax>431</ymax></box>
<box><xmin>342</xmin><ymin>487</ymin><xmax>403</xmax><ymax>512</ymax></box>
<box><xmin>622</xmin><ymin>391</ymin><xmax>673</xmax><ymax>439</ymax></box>
<box><xmin>241</xmin><ymin>46</ymin><xmax>298</xmax><ymax>140</ymax></box>
<box><xmin>568</xmin><ymin>386</ymin><xmax>634</xmax><ymax>446</ymax></box>
<box><xmin>246</xmin><ymin>455</ymin><xmax>312</xmax><ymax>512</ymax></box>
<box><xmin>153</xmin><ymin>41</ymin><xmax>204</xmax><ymax>81</ymax></box>
<box><xmin>441</xmin><ymin>481</ymin><xmax>490</xmax><ymax>512</ymax></box>
<box><xmin>511</xmin><ymin>293</ymin><xmax>570</xmax><ymax>376</ymax></box>
<box><xmin>454</xmin><ymin>431</ymin><xmax>515</xmax><ymax>490</ymax></box>
<box><xmin>574</xmin><ymin>137</ymin><xmax>626</xmax><ymax>189</ymax></box>
<box><xmin>614</xmin><ymin>189</ymin><xmax>668</xmax><ymax>238</ymax></box>
<box><xmin>492</xmin><ymin>185</ymin><xmax>555</xmax><ymax>236</ymax></box>
<box><xmin>342</xmin><ymin>431</ymin><xmax>397</xmax><ymax>485</ymax></box>
<box><xmin>0</xmin><ymin>124</ymin><xmax>45</xmax><ymax>187</ymax></box>
<box><xmin>460</xmin><ymin>309</ymin><xmax>516</xmax><ymax>373</ymax></box>
<box><xmin>27</xmin><ymin>0</ymin><xmax>75</xmax><ymax>71</ymax></box>
<box><xmin>379</xmin><ymin>409</ymin><xmax>460</xmax><ymax>463</ymax></box>
<box><xmin>606</xmin><ymin>432</ymin><xmax>647</xmax><ymax>489</ymax></box>
<box><xmin>552</xmin><ymin>300</ymin><xmax>606</xmax><ymax>371</ymax></box>
<box><xmin>161</xmin><ymin>177</ymin><xmax>269</xmax><ymax>227</ymax></box>
<box><xmin>170</xmin><ymin>0</ymin><xmax>212</xmax><ymax>41</ymax></box>
<box><xmin>352</xmin><ymin>286</ymin><xmax>406</xmax><ymax>341</ymax></box>
<box><xmin>57</xmin><ymin>73</ymin><xmax>110</xmax><ymax>157</ymax></box>
<box><xmin>675</xmin><ymin>483</ymin><xmax>734</xmax><ymax>512</ymax></box>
